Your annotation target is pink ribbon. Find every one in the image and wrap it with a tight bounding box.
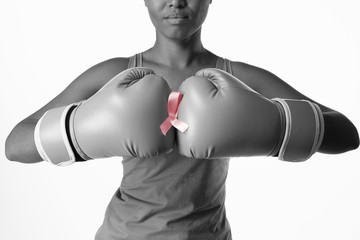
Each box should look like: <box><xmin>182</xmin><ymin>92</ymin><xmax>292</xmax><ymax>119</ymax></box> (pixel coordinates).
<box><xmin>160</xmin><ymin>91</ymin><xmax>188</xmax><ymax>135</ymax></box>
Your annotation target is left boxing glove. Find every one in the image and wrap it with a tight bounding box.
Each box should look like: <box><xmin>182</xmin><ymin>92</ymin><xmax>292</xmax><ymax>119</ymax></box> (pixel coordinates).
<box><xmin>174</xmin><ymin>68</ymin><xmax>323</xmax><ymax>161</ymax></box>
<box><xmin>34</xmin><ymin>67</ymin><xmax>174</xmax><ymax>166</ymax></box>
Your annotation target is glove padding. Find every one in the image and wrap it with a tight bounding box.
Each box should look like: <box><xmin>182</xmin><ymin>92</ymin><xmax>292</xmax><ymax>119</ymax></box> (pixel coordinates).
<box><xmin>174</xmin><ymin>68</ymin><xmax>324</xmax><ymax>161</ymax></box>
<box><xmin>176</xmin><ymin>68</ymin><xmax>284</xmax><ymax>159</ymax></box>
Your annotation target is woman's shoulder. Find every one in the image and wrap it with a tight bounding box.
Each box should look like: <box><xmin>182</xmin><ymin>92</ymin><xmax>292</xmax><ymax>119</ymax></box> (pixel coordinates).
<box><xmin>83</xmin><ymin>56</ymin><xmax>131</xmax><ymax>78</ymax></box>
<box><xmin>94</xmin><ymin>57</ymin><xmax>131</xmax><ymax>74</ymax></box>
<box><xmin>230</xmin><ymin>60</ymin><xmax>286</xmax><ymax>96</ymax></box>
<box><xmin>50</xmin><ymin>57</ymin><xmax>132</xmax><ymax>103</ymax></box>
<box><xmin>75</xmin><ymin>56</ymin><xmax>131</xmax><ymax>91</ymax></box>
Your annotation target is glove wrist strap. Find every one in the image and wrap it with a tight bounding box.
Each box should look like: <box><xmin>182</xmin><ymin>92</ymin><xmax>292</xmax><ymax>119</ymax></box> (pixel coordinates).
<box><xmin>272</xmin><ymin>98</ymin><xmax>324</xmax><ymax>162</ymax></box>
<box><xmin>269</xmin><ymin>100</ymin><xmax>286</xmax><ymax>157</ymax></box>
<box><xmin>34</xmin><ymin>103</ymin><xmax>78</xmax><ymax>166</ymax></box>
<box><xmin>68</xmin><ymin>101</ymin><xmax>92</xmax><ymax>161</ymax></box>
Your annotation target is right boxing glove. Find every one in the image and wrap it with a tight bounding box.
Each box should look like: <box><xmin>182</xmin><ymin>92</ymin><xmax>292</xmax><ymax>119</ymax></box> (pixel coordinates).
<box><xmin>168</xmin><ymin>68</ymin><xmax>324</xmax><ymax>162</ymax></box>
<box><xmin>34</xmin><ymin>67</ymin><xmax>175</xmax><ymax>166</ymax></box>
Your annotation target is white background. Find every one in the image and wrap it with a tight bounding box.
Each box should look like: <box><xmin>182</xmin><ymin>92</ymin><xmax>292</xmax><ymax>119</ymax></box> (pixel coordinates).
<box><xmin>1</xmin><ymin>0</ymin><xmax>359</xmax><ymax>239</ymax></box>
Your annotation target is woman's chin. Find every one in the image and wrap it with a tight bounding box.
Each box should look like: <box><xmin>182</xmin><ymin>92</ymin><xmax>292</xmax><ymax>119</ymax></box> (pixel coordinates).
<box><xmin>161</xmin><ymin>28</ymin><xmax>201</xmax><ymax>42</ymax></box>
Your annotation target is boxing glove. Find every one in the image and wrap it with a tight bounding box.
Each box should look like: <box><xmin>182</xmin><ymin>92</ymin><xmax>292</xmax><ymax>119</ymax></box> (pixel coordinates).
<box><xmin>34</xmin><ymin>67</ymin><xmax>174</xmax><ymax>166</ymax></box>
<box><xmin>173</xmin><ymin>68</ymin><xmax>324</xmax><ymax>161</ymax></box>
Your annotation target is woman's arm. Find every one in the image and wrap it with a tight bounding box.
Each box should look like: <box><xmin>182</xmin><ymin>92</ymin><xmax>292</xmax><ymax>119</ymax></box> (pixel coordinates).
<box><xmin>231</xmin><ymin>61</ymin><xmax>359</xmax><ymax>154</ymax></box>
<box><xmin>5</xmin><ymin>57</ymin><xmax>129</xmax><ymax>163</ymax></box>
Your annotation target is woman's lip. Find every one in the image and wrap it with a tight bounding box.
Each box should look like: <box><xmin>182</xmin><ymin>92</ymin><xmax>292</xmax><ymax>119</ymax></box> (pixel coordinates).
<box><xmin>167</xmin><ymin>17</ymin><xmax>188</xmax><ymax>19</ymax></box>
<box><xmin>166</xmin><ymin>18</ymin><xmax>190</xmax><ymax>24</ymax></box>
<box><xmin>165</xmin><ymin>14</ymin><xmax>189</xmax><ymax>19</ymax></box>
<box><xmin>164</xmin><ymin>13</ymin><xmax>190</xmax><ymax>24</ymax></box>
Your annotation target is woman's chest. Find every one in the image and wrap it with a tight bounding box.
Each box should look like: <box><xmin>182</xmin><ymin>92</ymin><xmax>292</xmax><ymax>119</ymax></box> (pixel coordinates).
<box><xmin>154</xmin><ymin>68</ymin><xmax>199</xmax><ymax>91</ymax></box>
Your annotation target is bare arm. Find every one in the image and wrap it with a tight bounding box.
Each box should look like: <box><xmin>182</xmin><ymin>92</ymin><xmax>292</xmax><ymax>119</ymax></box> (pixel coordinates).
<box><xmin>231</xmin><ymin>61</ymin><xmax>359</xmax><ymax>154</ymax></box>
<box><xmin>5</xmin><ymin>57</ymin><xmax>130</xmax><ymax>163</ymax></box>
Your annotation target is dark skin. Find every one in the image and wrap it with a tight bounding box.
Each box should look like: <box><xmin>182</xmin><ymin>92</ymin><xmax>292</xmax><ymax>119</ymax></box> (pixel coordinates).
<box><xmin>5</xmin><ymin>0</ymin><xmax>359</xmax><ymax>163</ymax></box>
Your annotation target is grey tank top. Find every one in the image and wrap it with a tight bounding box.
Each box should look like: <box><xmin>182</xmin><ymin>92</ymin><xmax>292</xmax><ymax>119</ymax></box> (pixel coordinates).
<box><xmin>95</xmin><ymin>53</ymin><xmax>233</xmax><ymax>240</ymax></box>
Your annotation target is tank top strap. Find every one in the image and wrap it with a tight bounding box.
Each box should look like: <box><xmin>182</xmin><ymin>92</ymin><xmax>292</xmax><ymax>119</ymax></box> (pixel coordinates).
<box><xmin>127</xmin><ymin>52</ymin><xmax>143</xmax><ymax>69</ymax></box>
<box><xmin>128</xmin><ymin>53</ymin><xmax>233</xmax><ymax>75</ymax></box>
<box><xmin>215</xmin><ymin>57</ymin><xmax>233</xmax><ymax>75</ymax></box>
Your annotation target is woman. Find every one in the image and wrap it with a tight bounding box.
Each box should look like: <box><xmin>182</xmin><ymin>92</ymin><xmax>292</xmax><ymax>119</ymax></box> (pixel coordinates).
<box><xmin>5</xmin><ymin>0</ymin><xmax>359</xmax><ymax>239</ymax></box>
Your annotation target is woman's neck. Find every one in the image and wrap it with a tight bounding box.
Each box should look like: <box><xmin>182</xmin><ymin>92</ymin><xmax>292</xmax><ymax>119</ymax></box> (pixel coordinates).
<box><xmin>147</xmin><ymin>29</ymin><xmax>209</xmax><ymax>69</ymax></box>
